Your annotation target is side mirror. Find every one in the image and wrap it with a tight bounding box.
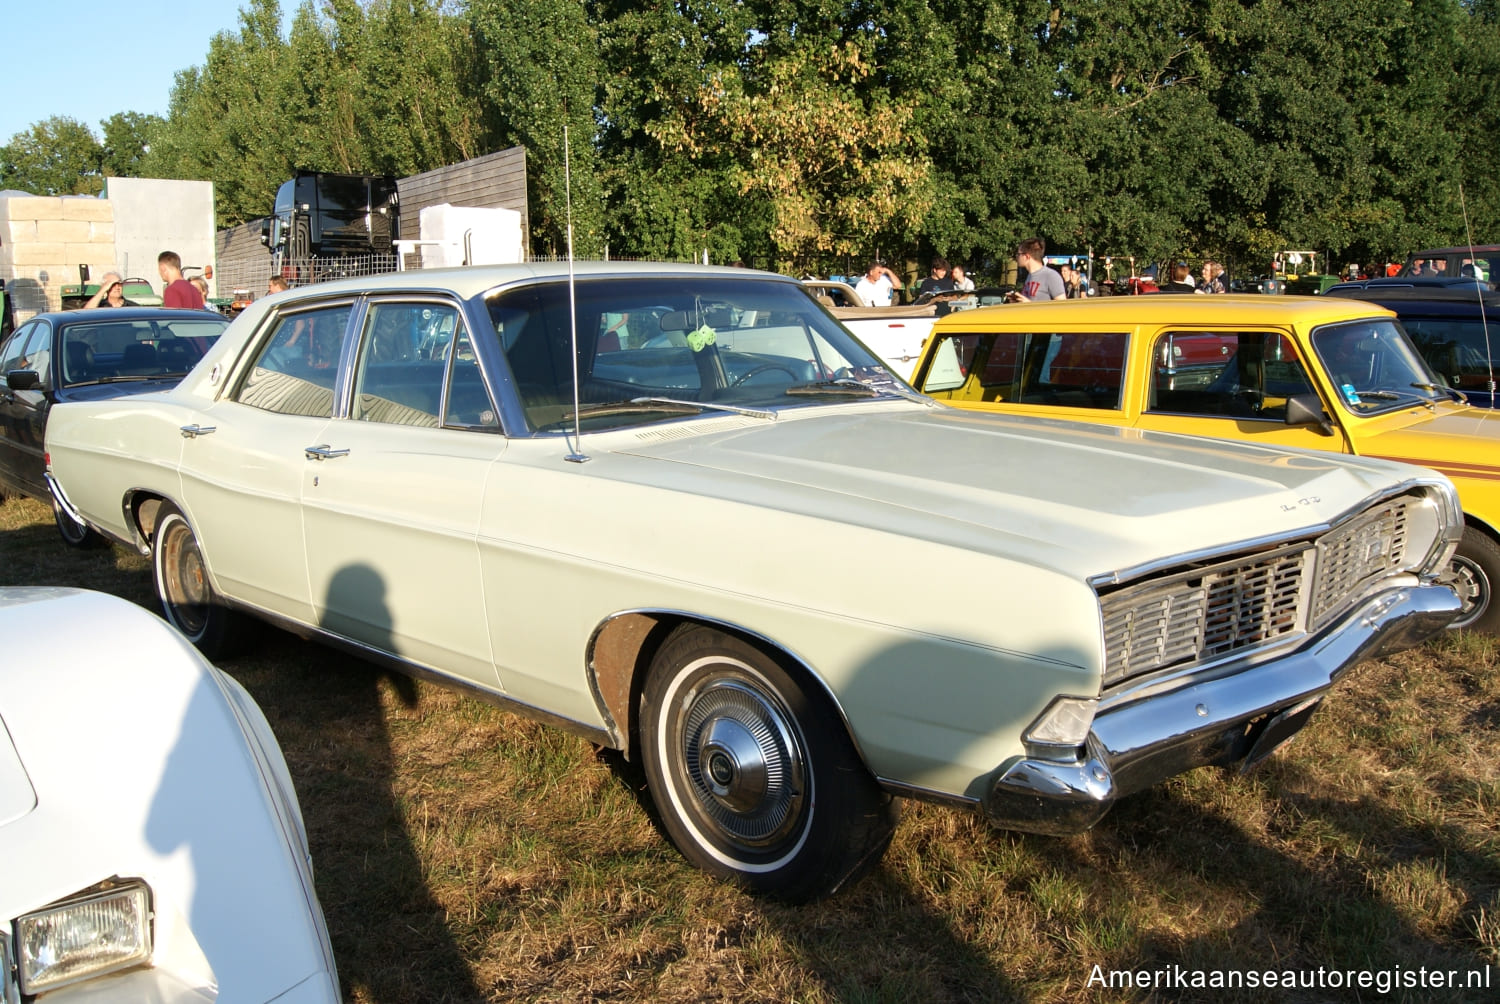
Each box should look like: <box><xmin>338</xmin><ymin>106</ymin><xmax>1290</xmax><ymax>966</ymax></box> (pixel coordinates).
<box><xmin>6</xmin><ymin>370</ymin><xmax>40</xmax><ymax>391</ymax></box>
<box><xmin>1285</xmin><ymin>393</ymin><xmax>1335</xmax><ymax>435</ymax></box>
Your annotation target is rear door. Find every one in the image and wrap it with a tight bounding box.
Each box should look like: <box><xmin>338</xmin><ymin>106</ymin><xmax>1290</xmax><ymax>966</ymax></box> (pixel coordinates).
<box><xmin>177</xmin><ymin>301</ymin><xmax>351</xmax><ymax>622</ymax></box>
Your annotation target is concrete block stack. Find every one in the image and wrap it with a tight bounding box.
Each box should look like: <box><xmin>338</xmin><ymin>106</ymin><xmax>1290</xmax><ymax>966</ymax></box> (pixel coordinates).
<box><xmin>0</xmin><ymin>195</ymin><xmax>118</xmax><ymax>320</ymax></box>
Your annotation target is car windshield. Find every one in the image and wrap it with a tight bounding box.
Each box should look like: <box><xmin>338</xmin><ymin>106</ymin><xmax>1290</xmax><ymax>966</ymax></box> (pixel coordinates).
<box><xmin>1310</xmin><ymin>318</ymin><xmax>1451</xmax><ymax>413</ymax></box>
<box><xmin>59</xmin><ymin>316</ymin><xmax>228</xmax><ymax>386</ymax></box>
<box><xmin>487</xmin><ymin>275</ymin><xmax>905</xmax><ymax>432</ymax></box>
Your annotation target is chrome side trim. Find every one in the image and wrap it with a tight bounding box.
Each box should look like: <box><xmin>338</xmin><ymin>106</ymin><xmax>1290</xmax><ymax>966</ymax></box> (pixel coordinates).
<box><xmin>875</xmin><ymin>776</ymin><xmax>981</xmax><ymax>811</ymax></box>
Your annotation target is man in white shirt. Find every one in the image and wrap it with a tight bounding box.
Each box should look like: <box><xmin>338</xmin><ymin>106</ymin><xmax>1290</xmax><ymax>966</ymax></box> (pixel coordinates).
<box><xmin>853</xmin><ymin>261</ymin><xmax>902</xmax><ymax>306</ymax></box>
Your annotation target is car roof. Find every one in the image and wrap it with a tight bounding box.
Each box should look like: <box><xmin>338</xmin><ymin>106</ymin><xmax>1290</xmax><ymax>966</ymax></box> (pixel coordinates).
<box><xmin>1409</xmin><ymin>245</ymin><xmax>1500</xmax><ymax>256</ymax></box>
<box><xmin>933</xmin><ymin>294</ymin><xmax>1396</xmax><ymax>328</ymax></box>
<box><xmin>272</xmin><ymin>261</ymin><xmax>801</xmax><ymax>304</ymax></box>
<box><xmin>24</xmin><ymin>306</ymin><xmax>227</xmax><ymax>325</ymax></box>
<box><xmin>1330</xmin><ymin>287</ymin><xmax>1500</xmax><ymax>314</ymax></box>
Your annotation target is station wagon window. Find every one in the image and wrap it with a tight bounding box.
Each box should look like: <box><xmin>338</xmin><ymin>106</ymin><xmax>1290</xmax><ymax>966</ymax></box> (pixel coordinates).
<box><xmin>237</xmin><ymin>304</ymin><xmax>351</xmax><ymax>418</ymax></box>
<box><xmin>1148</xmin><ymin>331</ymin><xmax>1316</xmax><ymax>421</ymax></box>
<box><xmin>917</xmin><ymin>331</ymin><xmax>1128</xmax><ymax>410</ymax></box>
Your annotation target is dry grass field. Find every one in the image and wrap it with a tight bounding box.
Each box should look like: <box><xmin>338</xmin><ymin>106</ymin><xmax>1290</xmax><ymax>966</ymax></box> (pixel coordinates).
<box><xmin>3</xmin><ymin>493</ymin><xmax>1497</xmax><ymax>1002</ymax></box>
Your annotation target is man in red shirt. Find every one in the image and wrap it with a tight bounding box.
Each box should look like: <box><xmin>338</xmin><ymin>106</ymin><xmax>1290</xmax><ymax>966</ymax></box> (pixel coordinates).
<box><xmin>158</xmin><ymin>251</ymin><xmax>205</xmax><ymax>309</ymax></box>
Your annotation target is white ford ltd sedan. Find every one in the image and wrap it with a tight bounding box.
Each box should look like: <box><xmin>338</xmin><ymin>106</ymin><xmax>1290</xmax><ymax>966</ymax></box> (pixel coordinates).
<box><xmin>45</xmin><ymin>263</ymin><xmax>1462</xmax><ymax>900</ymax></box>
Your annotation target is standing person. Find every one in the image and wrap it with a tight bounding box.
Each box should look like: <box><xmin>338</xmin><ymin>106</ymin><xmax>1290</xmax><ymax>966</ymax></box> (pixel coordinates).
<box><xmin>950</xmin><ymin>264</ymin><xmax>976</xmax><ymax>292</ymax></box>
<box><xmin>1158</xmin><ymin>262</ymin><xmax>1197</xmax><ymax>294</ymax></box>
<box><xmin>1058</xmin><ymin>263</ymin><xmax>1091</xmax><ymax>298</ymax></box>
<box><xmin>853</xmin><ymin>261</ymin><xmax>901</xmax><ymax>307</ymax></box>
<box><xmin>917</xmin><ymin>257</ymin><xmax>956</xmax><ymax>298</ymax></box>
<box><xmin>1005</xmin><ymin>238</ymin><xmax>1065</xmax><ymax>302</ymax></box>
<box><xmin>84</xmin><ymin>272</ymin><xmax>134</xmax><ymax>308</ymax></box>
<box><xmin>1200</xmin><ymin>261</ymin><xmax>1228</xmax><ymax>294</ymax></box>
<box><xmin>189</xmin><ymin>276</ymin><xmax>210</xmax><ymax>301</ymax></box>
<box><xmin>159</xmin><ymin>251</ymin><xmax>205</xmax><ymax>309</ymax></box>
<box><xmin>267</xmin><ymin>276</ymin><xmax>290</xmax><ymax>296</ymax></box>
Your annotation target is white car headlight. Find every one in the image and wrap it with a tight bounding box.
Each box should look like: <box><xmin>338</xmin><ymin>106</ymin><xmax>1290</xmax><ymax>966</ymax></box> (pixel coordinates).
<box><xmin>14</xmin><ymin>881</ymin><xmax>152</xmax><ymax>995</ymax></box>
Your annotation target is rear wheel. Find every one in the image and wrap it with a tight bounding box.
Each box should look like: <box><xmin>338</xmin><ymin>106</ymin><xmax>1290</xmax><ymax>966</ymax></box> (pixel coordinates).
<box><xmin>1448</xmin><ymin>526</ymin><xmax>1500</xmax><ymax>633</ymax></box>
<box><xmin>152</xmin><ymin>506</ymin><xmax>247</xmax><ymax>657</ymax></box>
<box><xmin>639</xmin><ymin>624</ymin><xmax>896</xmax><ymax>901</ymax></box>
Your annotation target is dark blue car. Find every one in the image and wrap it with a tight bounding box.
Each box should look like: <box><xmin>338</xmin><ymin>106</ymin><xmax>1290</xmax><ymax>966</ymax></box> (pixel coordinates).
<box><xmin>0</xmin><ymin>306</ymin><xmax>227</xmax><ymax>543</ymax></box>
<box><xmin>1327</xmin><ymin>287</ymin><xmax>1500</xmax><ymax>408</ymax></box>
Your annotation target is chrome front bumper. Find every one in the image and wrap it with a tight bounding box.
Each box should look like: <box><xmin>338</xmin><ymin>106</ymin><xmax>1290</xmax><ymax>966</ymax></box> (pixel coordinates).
<box><xmin>981</xmin><ymin>581</ymin><xmax>1461</xmax><ymax>835</ymax></box>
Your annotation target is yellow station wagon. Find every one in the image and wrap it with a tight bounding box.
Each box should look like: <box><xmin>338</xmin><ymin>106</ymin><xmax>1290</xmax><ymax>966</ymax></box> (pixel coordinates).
<box><xmin>910</xmin><ymin>295</ymin><xmax>1500</xmax><ymax>631</ymax></box>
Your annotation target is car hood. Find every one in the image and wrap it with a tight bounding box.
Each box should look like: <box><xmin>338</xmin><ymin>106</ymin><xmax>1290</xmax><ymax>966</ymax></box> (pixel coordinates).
<box><xmin>611</xmin><ymin>403</ymin><xmax>1435</xmax><ymax>582</ymax></box>
<box><xmin>1356</xmin><ymin>404</ymin><xmax>1500</xmax><ymax>480</ymax></box>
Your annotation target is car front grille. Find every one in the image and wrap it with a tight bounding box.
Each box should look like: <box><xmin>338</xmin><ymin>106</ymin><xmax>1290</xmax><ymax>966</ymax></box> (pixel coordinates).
<box><xmin>1100</xmin><ymin>496</ymin><xmax>1415</xmax><ymax>688</ymax></box>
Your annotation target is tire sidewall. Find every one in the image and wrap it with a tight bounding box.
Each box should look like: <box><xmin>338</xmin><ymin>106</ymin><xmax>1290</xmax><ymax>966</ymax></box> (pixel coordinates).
<box><xmin>640</xmin><ymin>626</ymin><xmax>893</xmax><ymax>899</ymax></box>
<box><xmin>648</xmin><ymin>651</ymin><xmax>816</xmax><ymax>877</ymax></box>
<box><xmin>1452</xmin><ymin>527</ymin><xmax>1500</xmax><ymax>633</ymax></box>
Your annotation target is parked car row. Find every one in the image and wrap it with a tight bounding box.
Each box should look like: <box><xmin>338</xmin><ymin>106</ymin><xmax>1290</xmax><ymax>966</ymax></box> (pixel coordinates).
<box><xmin>33</xmin><ymin>262</ymin><xmax>1464</xmax><ymax>908</ymax></box>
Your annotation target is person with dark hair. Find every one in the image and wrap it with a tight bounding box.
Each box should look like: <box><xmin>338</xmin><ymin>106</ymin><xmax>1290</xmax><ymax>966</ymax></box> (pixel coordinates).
<box><xmin>1006</xmin><ymin>238</ymin><xmax>1065</xmax><ymax>302</ymax></box>
<box><xmin>917</xmin><ymin>257</ymin><xmax>955</xmax><ymax>297</ymax></box>
<box><xmin>159</xmin><ymin>251</ymin><xmax>205</xmax><ymax>309</ymax></box>
<box><xmin>1158</xmin><ymin>261</ymin><xmax>1197</xmax><ymax>294</ymax></box>
<box><xmin>854</xmin><ymin>261</ymin><xmax>901</xmax><ymax>306</ymax></box>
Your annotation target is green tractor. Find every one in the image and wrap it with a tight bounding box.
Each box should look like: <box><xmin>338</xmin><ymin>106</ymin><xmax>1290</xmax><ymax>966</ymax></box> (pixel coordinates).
<box><xmin>59</xmin><ymin>266</ymin><xmax>163</xmax><ymax>309</ymax></box>
<box><xmin>1274</xmin><ymin>251</ymin><xmax>1339</xmax><ymax>295</ymax></box>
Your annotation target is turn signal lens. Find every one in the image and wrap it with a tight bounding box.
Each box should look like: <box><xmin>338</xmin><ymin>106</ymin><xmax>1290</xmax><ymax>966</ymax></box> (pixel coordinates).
<box><xmin>1025</xmin><ymin>696</ymin><xmax>1098</xmax><ymax>749</ymax></box>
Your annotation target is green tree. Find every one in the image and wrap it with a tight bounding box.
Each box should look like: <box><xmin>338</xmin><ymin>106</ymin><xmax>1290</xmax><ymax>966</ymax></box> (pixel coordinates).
<box><xmin>0</xmin><ymin>116</ymin><xmax>104</xmax><ymax>196</ymax></box>
<box><xmin>100</xmin><ymin>112</ymin><xmax>166</xmax><ymax>179</ymax></box>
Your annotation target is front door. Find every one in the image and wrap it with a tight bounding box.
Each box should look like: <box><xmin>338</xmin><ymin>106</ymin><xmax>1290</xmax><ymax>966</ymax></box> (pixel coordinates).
<box><xmin>300</xmin><ymin>300</ymin><xmax>505</xmax><ymax>688</ymax></box>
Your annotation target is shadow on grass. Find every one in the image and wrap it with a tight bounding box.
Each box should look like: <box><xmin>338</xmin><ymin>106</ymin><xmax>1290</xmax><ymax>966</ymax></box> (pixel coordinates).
<box><xmin>227</xmin><ymin>625</ymin><xmax>487</xmax><ymax>1004</ymax></box>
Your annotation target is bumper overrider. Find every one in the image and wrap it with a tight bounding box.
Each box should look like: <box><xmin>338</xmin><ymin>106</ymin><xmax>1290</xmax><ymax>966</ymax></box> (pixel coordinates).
<box><xmin>982</xmin><ymin>580</ymin><xmax>1461</xmax><ymax>835</ymax></box>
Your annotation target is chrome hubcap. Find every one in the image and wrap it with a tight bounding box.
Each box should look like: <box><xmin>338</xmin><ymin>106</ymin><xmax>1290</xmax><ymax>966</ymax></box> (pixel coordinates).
<box><xmin>680</xmin><ymin>679</ymin><xmax>805</xmax><ymax>849</ymax></box>
<box><xmin>1446</xmin><ymin>555</ymin><xmax>1490</xmax><ymax>628</ymax></box>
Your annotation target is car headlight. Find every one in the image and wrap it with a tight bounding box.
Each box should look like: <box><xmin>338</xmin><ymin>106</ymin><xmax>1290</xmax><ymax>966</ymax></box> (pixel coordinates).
<box><xmin>13</xmin><ymin>881</ymin><xmax>152</xmax><ymax>995</ymax></box>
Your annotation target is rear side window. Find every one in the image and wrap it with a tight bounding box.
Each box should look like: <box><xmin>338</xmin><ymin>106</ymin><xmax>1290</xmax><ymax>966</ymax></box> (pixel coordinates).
<box><xmin>918</xmin><ymin>331</ymin><xmax>1128</xmax><ymax>410</ymax></box>
<box><xmin>236</xmin><ymin>304</ymin><xmax>351</xmax><ymax>418</ymax></box>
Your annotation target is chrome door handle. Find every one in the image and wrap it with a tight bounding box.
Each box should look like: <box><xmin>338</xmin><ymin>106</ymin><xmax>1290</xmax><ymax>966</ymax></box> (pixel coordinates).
<box><xmin>304</xmin><ymin>444</ymin><xmax>350</xmax><ymax>461</ymax></box>
<box><xmin>179</xmin><ymin>424</ymin><xmax>217</xmax><ymax>438</ymax></box>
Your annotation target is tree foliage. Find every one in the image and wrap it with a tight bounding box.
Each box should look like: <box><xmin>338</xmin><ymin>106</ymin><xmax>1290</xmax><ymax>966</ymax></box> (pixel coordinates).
<box><xmin>4</xmin><ymin>0</ymin><xmax>1498</xmax><ymax>275</ymax></box>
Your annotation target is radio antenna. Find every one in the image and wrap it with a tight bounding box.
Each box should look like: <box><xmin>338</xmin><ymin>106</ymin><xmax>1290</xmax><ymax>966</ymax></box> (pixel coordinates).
<box><xmin>563</xmin><ymin>122</ymin><xmax>588</xmax><ymax>463</ymax></box>
<box><xmin>1459</xmin><ymin>183</ymin><xmax>1496</xmax><ymax>398</ymax></box>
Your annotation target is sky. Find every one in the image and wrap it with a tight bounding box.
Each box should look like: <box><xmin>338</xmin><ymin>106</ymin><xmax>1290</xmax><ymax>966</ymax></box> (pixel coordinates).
<box><xmin>0</xmin><ymin>1</ymin><xmax>252</xmax><ymax>144</ymax></box>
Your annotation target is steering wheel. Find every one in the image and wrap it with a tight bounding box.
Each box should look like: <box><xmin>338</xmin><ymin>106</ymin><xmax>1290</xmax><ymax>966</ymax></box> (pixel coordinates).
<box><xmin>730</xmin><ymin>363</ymin><xmax>800</xmax><ymax>388</ymax></box>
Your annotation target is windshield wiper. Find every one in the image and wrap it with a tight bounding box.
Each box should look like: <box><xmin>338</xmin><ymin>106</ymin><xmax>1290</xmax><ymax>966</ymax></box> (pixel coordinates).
<box><xmin>631</xmin><ymin>396</ymin><xmax>776</xmax><ymax>420</ymax></box>
<box><xmin>785</xmin><ymin>378</ymin><xmax>880</xmax><ymax>397</ymax></box>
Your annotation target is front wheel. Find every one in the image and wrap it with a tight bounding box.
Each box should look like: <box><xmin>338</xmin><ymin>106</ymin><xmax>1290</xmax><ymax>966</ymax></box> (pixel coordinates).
<box><xmin>1447</xmin><ymin>527</ymin><xmax>1500</xmax><ymax>633</ymax></box>
<box><xmin>152</xmin><ymin>506</ymin><xmax>247</xmax><ymax>657</ymax></box>
<box><xmin>639</xmin><ymin>625</ymin><xmax>896</xmax><ymax>901</ymax></box>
